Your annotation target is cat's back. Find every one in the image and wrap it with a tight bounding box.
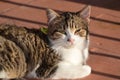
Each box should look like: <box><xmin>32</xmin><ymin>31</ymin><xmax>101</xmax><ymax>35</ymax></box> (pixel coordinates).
<box><xmin>0</xmin><ymin>24</ymin><xmax>48</xmax><ymax>77</ymax></box>
<box><xmin>0</xmin><ymin>24</ymin><xmax>47</xmax><ymax>47</ymax></box>
<box><xmin>0</xmin><ymin>24</ymin><xmax>27</xmax><ymax>78</ymax></box>
<box><xmin>0</xmin><ymin>24</ymin><xmax>31</xmax><ymax>37</ymax></box>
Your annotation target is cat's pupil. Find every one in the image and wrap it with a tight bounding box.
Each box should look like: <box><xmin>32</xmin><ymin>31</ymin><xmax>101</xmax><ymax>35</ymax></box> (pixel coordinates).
<box><xmin>62</xmin><ymin>31</ymin><xmax>67</xmax><ymax>35</ymax></box>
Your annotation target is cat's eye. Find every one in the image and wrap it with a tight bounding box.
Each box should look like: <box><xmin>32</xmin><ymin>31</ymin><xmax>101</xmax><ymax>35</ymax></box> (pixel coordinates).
<box><xmin>79</xmin><ymin>29</ymin><xmax>87</xmax><ymax>37</ymax></box>
<box><xmin>60</xmin><ymin>31</ymin><xmax>67</xmax><ymax>35</ymax></box>
<box><xmin>55</xmin><ymin>30</ymin><xmax>67</xmax><ymax>35</ymax></box>
<box><xmin>52</xmin><ymin>30</ymin><xmax>58</xmax><ymax>35</ymax></box>
<box><xmin>75</xmin><ymin>29</ymin><xmax>87</xmax><ymax>37</ymax></box>
<box><xmin>75</xmin><ymin>29</ymin><xmax>81</xmax><ymax>34</ymax></box>
<box><xmin>53</xmin><ymin>30</ymin><xmax>67</xmax><ymax>35</ymax></box>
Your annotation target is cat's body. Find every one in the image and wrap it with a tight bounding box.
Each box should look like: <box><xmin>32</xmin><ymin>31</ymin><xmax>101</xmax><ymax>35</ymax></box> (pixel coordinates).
<box><xmin>0</xmin><ymin>24</ymin><xmax>60</xmax><ymax>79</ymax></box>
<box><xmin>0</xmin><ymin>6</ymin><xmax>91</xmax><ymax>80</ymax></box>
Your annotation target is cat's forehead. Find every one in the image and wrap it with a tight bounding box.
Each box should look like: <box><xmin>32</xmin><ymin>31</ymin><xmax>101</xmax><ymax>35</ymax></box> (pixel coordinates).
<box><xmin>54</xmin><ymin>12</ymin><xmax>87</xmax><ymax>29</ymax></box>
<box><xmin>60</xmin><ymin>12</ymin><xmax>80</xmax><ymax>20</ymax></box>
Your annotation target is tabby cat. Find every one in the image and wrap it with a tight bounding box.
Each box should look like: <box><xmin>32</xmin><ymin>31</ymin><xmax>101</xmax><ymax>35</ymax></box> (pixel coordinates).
<box><xmin>0</xmin><ymin>5</ymin><xmax>91</xmax><ymax>80</ymax></box>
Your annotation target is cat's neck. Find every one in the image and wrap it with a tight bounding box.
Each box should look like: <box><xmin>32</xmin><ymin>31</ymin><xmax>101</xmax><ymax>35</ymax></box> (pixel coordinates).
<box><xmin>55</xmin><ymin>46</ymin><xmax>83</xmax><ymax>66</ymax></box>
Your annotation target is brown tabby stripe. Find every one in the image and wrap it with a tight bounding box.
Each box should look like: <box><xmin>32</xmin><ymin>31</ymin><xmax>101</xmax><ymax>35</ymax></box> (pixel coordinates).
<box><xmin>0</xmin><ymin>24</ymin><xmax>61</xmax><ymax>78</ymax></box>
<box><xmin>62</xmin><ymin>12</ymin><xmax>88</xmax><ymax>29</ymax></box>
<box><xmin>0</xmin><ymin>35</ymin><xmax>26</xmax><ymax>78</ymax></box>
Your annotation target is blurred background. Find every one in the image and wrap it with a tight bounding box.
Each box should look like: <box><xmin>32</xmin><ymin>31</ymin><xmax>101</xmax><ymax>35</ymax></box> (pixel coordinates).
<box><xmin>0</xmin><ymin>0</ymin><xmax>120</xmax><ymax>80</ymax></box>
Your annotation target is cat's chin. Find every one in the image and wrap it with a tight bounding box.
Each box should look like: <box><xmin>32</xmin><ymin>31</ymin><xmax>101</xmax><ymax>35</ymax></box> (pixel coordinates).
<box><xmin>63</xmin><ymin>43</ymin><xmax>76</xmax><ymax>49</ymax></box>
<box><xmin>63</xmin><ymin>45</ymin><xmax>74</xmax><ymax>49</ymax></box>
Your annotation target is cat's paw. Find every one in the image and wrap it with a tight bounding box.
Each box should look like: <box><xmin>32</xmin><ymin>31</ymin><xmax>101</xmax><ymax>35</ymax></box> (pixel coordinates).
<box><xmin>78</xmin><ymin>65</ymin><xmax>91</xmax><ymax>78</ymax></box>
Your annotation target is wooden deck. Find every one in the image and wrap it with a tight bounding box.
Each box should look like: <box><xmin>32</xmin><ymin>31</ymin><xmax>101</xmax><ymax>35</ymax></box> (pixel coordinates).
<box><xmin>0</xmin><ymin>0</ymin><xmax>120</xmax><ymax>80</ymax></box>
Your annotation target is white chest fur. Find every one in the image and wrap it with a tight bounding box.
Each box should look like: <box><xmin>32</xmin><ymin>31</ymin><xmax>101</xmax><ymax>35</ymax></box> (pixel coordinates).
<box><xmin>54</xmin><ymin>47</ymin><xmax>83</xmax><ymax>65</ymax></box>
<box><xmin>60</xmin><ymin>47</ymin><xmax>83</xmax><ymax>65</ymax></box>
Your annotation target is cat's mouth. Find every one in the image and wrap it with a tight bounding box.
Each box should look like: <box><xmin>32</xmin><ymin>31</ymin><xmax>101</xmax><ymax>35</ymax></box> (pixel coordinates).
<box><xmin>63</xmin><ymin>42</ymin><xmax>76</xmax><ymax>49</ymax></box>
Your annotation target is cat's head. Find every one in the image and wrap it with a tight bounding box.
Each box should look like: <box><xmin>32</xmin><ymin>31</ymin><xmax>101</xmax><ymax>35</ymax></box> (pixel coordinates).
<box><xmin>46</xmin><ymin>6</ymin><xmax>91</xmax><ymax>49</ymax></box>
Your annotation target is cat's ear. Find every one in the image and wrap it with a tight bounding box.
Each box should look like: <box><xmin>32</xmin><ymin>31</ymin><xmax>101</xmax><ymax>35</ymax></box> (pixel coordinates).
<box><xmin>77</xmin><ymin>5</ymin><xmax>91</xmax><ymax>23</ymax></box>
<box><xmin>46</xmin><ymin>9</ymin><xmax>60</xmax><ymax>23</ymax></box>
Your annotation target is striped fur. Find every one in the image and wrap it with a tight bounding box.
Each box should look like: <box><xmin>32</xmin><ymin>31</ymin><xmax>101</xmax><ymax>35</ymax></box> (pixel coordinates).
<box><xmin>0</xmin><ymin>24</ymin><xmax>61</xmax><ymax>79</ymax></box>
<box><xmin>0</xmin><ymin>5</ymin><xmax>91</xmax><ymax>80</ymax></box>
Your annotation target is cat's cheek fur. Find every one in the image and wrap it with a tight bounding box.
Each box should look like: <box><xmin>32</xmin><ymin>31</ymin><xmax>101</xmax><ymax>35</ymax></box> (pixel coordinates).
<box><xmin>73</xmin><ymin>35</ymin><xmax>88</xmax><ymax>49</ymax></box>
<box><xmin>49</xmin><ymin>35</ymin><xmax>66</xmax><ymax>47</ymax></box>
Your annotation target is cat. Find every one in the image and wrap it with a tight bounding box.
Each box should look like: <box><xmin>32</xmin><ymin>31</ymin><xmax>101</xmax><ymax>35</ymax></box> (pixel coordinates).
<box><xmin>47</xmin><ymin>5</ymin><xmax>91</xmax><ymax>79</ymax></box>
<box><xmin>0</xmin><ymin>5</ymin><xmax>91</xmax><ymax>80</ymax></box>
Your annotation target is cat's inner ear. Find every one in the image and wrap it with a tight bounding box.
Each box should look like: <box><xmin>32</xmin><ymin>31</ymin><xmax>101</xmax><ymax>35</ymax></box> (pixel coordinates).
<box><xmin>77</xmin><ymin>5</ymin><xmax>91</xmax><ymax>23</ymax></box>
<box><xmin>46</xmin><ymin>9</ymin><xmax>60</xmax><ymax>23</ymax></box>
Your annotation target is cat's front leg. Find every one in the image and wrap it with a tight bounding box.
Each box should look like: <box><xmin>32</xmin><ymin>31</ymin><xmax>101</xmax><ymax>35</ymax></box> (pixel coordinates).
<box><xmin>52</xmin><ymin>63</ymin><xmax>91</xmax><ymax>79</ymax></box>
<box><xmin>83</xmin><ymin>47</ymin><xmax>89</xmax><ymax>65</ymax></box>
<box><xmin>78</xmin><ymin>65</ymin><xmax>91</xmax><ymax>78</ymax></box>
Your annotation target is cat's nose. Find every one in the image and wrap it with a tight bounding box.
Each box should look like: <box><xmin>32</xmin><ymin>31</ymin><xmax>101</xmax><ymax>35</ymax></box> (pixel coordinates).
<box><xmin>67</xmin><ymin>38</ymin><xmax>75</xmax><ymax>44</ymax></box>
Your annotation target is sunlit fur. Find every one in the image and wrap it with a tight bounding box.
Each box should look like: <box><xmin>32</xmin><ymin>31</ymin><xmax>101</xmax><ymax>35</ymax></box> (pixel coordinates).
<box><xmin>0</xmin><ymin>24</ymin><xmax>60</xmax><ymax>80</ymax></box>
<box><xmin>47</xmin><ymin>6</ymin><xmax>91</xmax><ymax>79</ymax></box>
<box><xmin>0</xmin><ymin>6</ymin><xmax>91</xmax><ymax>80</ymax></box>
